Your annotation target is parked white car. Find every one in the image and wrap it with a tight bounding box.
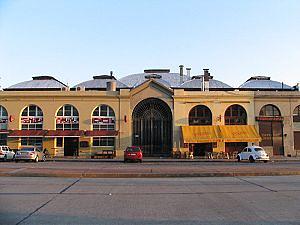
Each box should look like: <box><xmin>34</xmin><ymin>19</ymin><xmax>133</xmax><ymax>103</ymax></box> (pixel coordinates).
<box><xmin>237</xmin><ymin>146</ymin><xmax>269</xmax><ymax>163</ymax></box>
<box><xmin>15</xmin><ymin>146</ymin><xmax>46</xmax><ymax>163</ymax></box>
<box><xmin>0</xmin><ymin>146</ymin><xmax>15</xmax><ymax>161</ymax></box>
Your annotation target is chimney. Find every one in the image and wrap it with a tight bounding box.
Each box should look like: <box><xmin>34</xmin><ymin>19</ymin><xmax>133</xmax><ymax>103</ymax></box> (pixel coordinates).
<box><xmin>110</xmin><ymin>71</ymin><xmax>113</xmax><ymax>78</ymax></box>
<box><xmin>179</xmin><ymin>65</ymin><xmax>184</xmax><ymax>84</ymax></box>
<box><xmin>203</xmin><ymin>69</ymin><xmax>210</xmax><ymax>91</ymax></box>
<box><xmin>186</xmin><ymin>68</ymin><xmax>191</xmax><ymax>80</ymax></box>
<box><xmin>107</xmin><ymin>80</ymin><xmax>117</xmax><ymax>91</ymax></box>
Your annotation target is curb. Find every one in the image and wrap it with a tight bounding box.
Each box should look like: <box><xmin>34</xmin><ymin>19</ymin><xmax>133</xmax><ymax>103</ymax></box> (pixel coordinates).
<box><xmin>1</xmin><ymin>171</ymin><xmax>300</xmax><ymax>178</ymax></box>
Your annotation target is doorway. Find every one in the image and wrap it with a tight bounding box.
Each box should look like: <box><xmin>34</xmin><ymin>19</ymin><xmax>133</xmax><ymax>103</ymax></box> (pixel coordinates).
<box><xmin>132</xmin><ymin>98</ymin><xmax>172</xmax><ymax>157</ymax></box>
<box><xmin>64</xmin><ymin>137</ymin><xmax>79</xmax><ymax>156</ymax></box>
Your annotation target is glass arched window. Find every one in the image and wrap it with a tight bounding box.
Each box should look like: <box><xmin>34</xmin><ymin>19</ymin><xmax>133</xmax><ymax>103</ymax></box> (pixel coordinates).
<box><xmin>225</xmin><ymin>104</ymin><xmax>247</xmax><ymax>125</ymax></box>
<box><xmin>56</xmin><ymin>104</ymin><xmax>79</xmax><ymax>130</ymax></box>
<box><xmin>21</xmin><ymin>105</ymin><xmax>43</xmax><ymax>130</ymax></box>
<box><xmin>92</xmin><ymin>105</ymin><xmax>115</xmax><ymax>130</ymax></box>
<box><xmin>0</xmin><ymin>105</ymin><xmax>8</xmax><ymax>130</ymax></box>
<box><xmin>189</xmin><ymin>105</ymin><xmax>212</xmax><ymax>125</ymax></box>
<box><xmin>259</xmin><ymin>104</ymin><xmax>281</xmax><ymax>117</ymax></box>
<box><xmin>293</xmin><ymin>105</ymin><xmax>300</xmax><ymax>122</ymax></box>
<box><xmin>92</xmin><ymin>105</ymin><xmax>115</xmax><ymax>147</ymax></box>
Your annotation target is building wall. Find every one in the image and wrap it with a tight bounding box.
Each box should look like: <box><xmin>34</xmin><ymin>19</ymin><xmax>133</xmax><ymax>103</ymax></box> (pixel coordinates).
<box><xmin>173</xmin><ymin>90</ymin><xmax>257</xmax><ymax>153</ymax></box>
<box><xmin>254</xmin><ymin>91</ymin><xmax>300</xmax><ymax>156</ymax></box>
<box><xmin>1</xmin><ymin>85</ymin><xmax>300</xmax><ymax>158</ymax></box>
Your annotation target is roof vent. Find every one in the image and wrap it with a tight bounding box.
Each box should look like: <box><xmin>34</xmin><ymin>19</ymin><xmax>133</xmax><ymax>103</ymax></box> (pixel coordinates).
<box><xmin>32</xmin><ymin>76</ymin><xmax>55</xmax><ymax>80</ymax></box>
<box><xmin>247</xmin><ymin>76</ymin><xmax>271</xmax><ymax>82</ymax></box>
<box><xmin>144</xmin><ymin>69</ymin><xmax>170</xmax><ymax>73</ymax></box>
<box><xmin>145</xmin><ymin>74</ymin><xmax>162</xmax><ymax>79</ymax></box>
<box><xmin>93</xmin><ymin>75</ymin><xmax>116</xmax><ymax>80</ymax></box>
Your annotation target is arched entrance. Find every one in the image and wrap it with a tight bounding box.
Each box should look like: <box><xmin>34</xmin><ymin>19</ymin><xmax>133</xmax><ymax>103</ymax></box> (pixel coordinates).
<box><xmin>132</xmin><ymin>98</ymin><xmax>172</xmax><ymax>157</ymax></box>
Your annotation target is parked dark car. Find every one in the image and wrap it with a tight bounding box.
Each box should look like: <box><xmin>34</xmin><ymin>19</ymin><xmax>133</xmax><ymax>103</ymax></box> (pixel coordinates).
<box><xmin>124</xmin><ymin>146</ymin><xmax>143</xmax><ymax>163</ymax></box>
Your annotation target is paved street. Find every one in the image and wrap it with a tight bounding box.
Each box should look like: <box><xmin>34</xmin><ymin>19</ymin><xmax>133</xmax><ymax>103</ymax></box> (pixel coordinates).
<box><xmin>1</xmin><ymin>160</ymin><xmax>300</xmax><ymax>178</ymax></box>
<box><xmin>0</xmin><ymin>176</ymin><xmax>300</xmax><ymax>225</ymax></box>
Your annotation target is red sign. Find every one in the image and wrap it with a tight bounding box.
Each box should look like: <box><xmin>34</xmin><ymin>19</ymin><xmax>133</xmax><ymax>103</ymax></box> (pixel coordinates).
<box><xmin>256</xmin><ymin>116</ymin><xmax>284</xmax><ymax>121</ymax></box>
<box><xmin>56</xmin><ymin>117</ymin><xmax>79</xmax><ymax>124</ymax></box>
<box><xmin>21</xmin><ymin>117</ymin><xmax>43</xmax><ymax>124</ymax></box>
<box><xmin>92</xmin><ymin>117</ymin><xmax>115</xmax><ymax>124</ymax></box>
<box><xmin>0</xmin><ymin>118</ymin><xmax>8</xmax><ymax>124</ymax></box>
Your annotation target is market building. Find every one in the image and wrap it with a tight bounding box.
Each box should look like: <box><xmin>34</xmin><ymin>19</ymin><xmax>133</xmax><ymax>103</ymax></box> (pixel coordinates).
<box><xmin>0</xmin><ymin>67</ymin><xmax>299</xmax><ymax>158</ymax></box>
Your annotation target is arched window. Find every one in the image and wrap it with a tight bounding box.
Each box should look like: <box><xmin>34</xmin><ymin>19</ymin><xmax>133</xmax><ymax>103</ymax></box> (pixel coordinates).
<box><xmin>92</xmin><ymin>105</ymin><xmax>115</xmax><ymax>147</ymax></box>
<box><xmin>293</xmin><ymin>105</ymin><xmax>300</xmax><ymax>122</ymax></box>
<box><xmin>20</xmin><ymin>105</ymin><xmax>43</xmax><ymax>147</ymax></box>
<box><xmin>189</xmin><ymin>105</ymin><xmax>212</xmax><ymax>125</ymax></box>
<box><xmin>56</xmin><ymin>105</ymin><xmax>79</xmax><ymax>130</ymax></box>
<box><xmin>225</xmin><ymin>104</ymin><xmax>247</xmax><ymax>125</ymax></box>
<box><xmin>21</xmin><ymin>105</ymin><xmax>43</xmax><ymax>130</ymax></box>
<box><xmin>0</xmin><ymin>105</ymin><xmax>8</xmax><ymax>130</ymax></box>
<box><xmin>92</xmin><ymin>105</ymin><xmax>115</xmax><ymax>130</ymax></box>
<box><xmin>259</xmin><ymin>104</ymin><xmax>281</xmax><ymax>117</ymax></box>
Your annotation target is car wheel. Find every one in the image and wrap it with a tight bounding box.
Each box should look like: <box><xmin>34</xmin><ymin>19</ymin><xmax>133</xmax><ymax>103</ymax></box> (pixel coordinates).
<box><xmin>237</xmin><ymin>156</ymin><xmax>241</xmax><ymax>162</ymax></box>
<box><xmin>249</xmin><ymin>156</ymin><xmax>255</xmax><ymax>163</ymax></box>
<box><xmin>42</xmin><ymin>155</ymin><xmax>46</xmax><ymax>162</ymax></box>
<box><xmin>12</xmin><ymin>155</ymin><xmax>15</xmax><ymax>161</ymax></box>
<box><xmin>35</xmin><ymin>156</ymin><xmax>39</xmax><ymax>163</ymax></box>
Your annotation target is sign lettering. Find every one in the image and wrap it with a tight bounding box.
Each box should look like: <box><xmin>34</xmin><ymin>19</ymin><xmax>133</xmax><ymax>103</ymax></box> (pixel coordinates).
<box><xmin>92</xmin><ymin>117</ymin><xmax>115</xmax><ymax>124</ymax></box>
<box><xmin>21</xmin><ymin>117</ymin><xmax>43</xmax><ymax>124</ymax></box>
<box><xmin>56</xmin><ymin>116</ymin><xmax>79</xmax><ymax>124</ymax></box>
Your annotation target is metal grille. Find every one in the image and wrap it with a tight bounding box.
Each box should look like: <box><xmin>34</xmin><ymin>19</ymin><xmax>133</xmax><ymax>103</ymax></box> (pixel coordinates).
<box><xmin>132</xmin><ymin>98</ymin><xmax>172</xmax><ymax>157</ymax></box>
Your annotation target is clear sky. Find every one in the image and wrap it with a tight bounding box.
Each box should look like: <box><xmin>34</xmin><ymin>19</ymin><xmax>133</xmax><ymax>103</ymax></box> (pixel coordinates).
<box><xmin>0</xmin><ymin>0</ymin><xmax>299</xmax><ymax>89</ymax></box>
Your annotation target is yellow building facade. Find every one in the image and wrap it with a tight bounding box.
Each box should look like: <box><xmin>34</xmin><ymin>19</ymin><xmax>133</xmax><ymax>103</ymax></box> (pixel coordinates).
<box><xmin>0</xmin><ymin>69</ymin><xmax>300</xmax><ymax>158</ymax></box>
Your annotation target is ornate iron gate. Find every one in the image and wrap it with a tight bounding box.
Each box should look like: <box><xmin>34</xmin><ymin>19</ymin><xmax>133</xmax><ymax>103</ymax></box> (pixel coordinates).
<box><xmin>132</xmin><ymin>98</ymin><xmax>172</xmax><ymax>157</ymax></box>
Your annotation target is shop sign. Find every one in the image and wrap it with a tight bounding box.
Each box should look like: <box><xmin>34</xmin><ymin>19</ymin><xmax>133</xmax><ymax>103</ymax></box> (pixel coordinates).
<box><xmin>92</xmin><ymin>117</ymin><xmax>115</xmax><ymax>124</ymax></box>
<box><xmin>56</xmin><ymin>116</ymin><xmax>79</xmax><ymax>124</ymax></box>
<box><xmin>256</xmin><ymin>116</ymin><xmax>284</xmax><ymax>121</ymax></box>
<box><xmin>21</xmin><ymin>117</ymin><xmax>43</xmax><ymax>124</ymax></box>
<box><xmin>0</xmin><ymin>118</ymin><xmax>8</xmax><ymax>123</ymax></box>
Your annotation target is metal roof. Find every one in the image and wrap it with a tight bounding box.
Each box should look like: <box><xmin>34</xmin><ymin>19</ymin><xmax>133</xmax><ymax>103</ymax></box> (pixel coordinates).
<box><xmin>6</xmin><ymin>76</ymin><xmax>67</xmax><ymax>90</ymax></box>
<box><xmin>179</xmin><ymin>77</ymin><xmax>232</xmax><ymax>89</ymax></box>
<box><xmin>119</xmin><ymin>72</ymin><xmax>189</xmax><ymax>88</ymax></box>
<box><xmin>73</xmin><ymin>76</ymin><xmax>128</xmax><ymax>89</ymax></box>
<box><xmin>239</xmin><ymin>78</ymin><xmax>293</xmax><ymax>90</ymax></box>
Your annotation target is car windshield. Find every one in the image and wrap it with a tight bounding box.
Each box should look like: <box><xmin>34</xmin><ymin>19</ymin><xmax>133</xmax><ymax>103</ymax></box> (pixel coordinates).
<box><xmin>20</xmin><ymin>148</ymin><xmax>35</xmax><ymax>151</ymax></box>
<box><xmin>254</xmin><ymin>148</ymin><xmax>264</xmax><ymax>152</ymax></box>
<box><xmin>126</xmin><ymin>147</ymin><xmax>141</xmax><ymax>152</ymax></box>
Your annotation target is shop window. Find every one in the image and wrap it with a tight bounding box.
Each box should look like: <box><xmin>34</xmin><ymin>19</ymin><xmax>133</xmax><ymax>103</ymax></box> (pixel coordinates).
<box><xmin>93</xmin><ymin>137</ymin><xmax>115</xmax><ymax>147</ymax></box>
<box><xmin>0</xmin><ymin>134</ymin><xmax>7</xmax><ymax>145</ymax></box>
<box><xmin>56</xmin><ymin>137</ymin><xmax>63</xmax><ymax>147</ymax></box>
<box><xmin>21</xmin><ymin>137</ymin><xmax>43</xmax><ymax>148</ymax></box>
<box><xmin>189</xmin><ymin>105</ymin><xmax>212</xmax><ymax>125</ymax></box>
<box><xmin>225</xmin><ymin>104</ymin><xmax>247</xmax><ymax>125</ymax></box>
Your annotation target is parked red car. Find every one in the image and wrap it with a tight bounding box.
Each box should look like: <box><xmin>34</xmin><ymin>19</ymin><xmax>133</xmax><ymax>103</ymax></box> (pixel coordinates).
<box><xmin>124</xmin><ymin>146</ymin><xmax>143</xmax><ymax>163</ymax></box>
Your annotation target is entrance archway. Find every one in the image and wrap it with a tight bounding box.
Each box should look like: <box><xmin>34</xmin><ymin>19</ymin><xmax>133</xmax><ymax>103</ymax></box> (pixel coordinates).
<box><xmin>132</xmin><ymin>98</ymin><xmax>172</xmax><ymax>157</ymax></box>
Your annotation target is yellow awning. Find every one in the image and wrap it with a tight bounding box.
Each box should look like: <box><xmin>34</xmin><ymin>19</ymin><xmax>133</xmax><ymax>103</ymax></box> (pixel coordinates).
<box><xmin>181</xmin><ymin>125</ymin><xmax>222</xmax><ymax>143</ymax></box>
<box><xmin>218</xmin><ymin>125</ymin><xmax>261</xmax><ymax>143</ymax></box>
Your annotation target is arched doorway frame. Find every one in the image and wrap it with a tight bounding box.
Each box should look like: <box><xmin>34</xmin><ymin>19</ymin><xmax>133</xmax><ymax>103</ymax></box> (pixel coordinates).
<box><xmin>132</xmin><ymin>98</ymin><xmax>173</xmax><ymax>157</ymax></box>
